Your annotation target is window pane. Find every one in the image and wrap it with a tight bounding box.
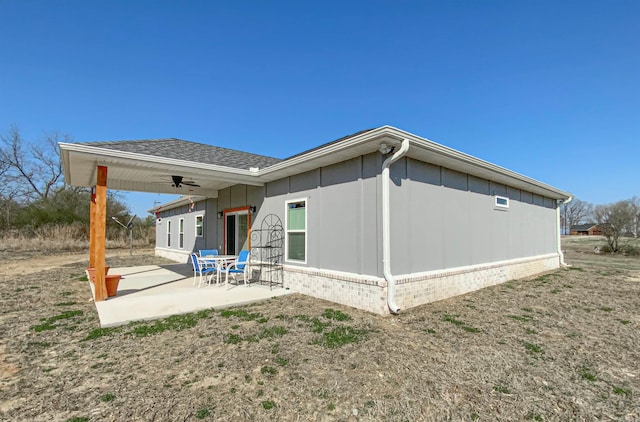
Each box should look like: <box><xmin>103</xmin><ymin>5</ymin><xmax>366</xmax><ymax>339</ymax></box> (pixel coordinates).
<box><xmin>196</xmin><ymin>216</ymin><xmax>203</xmax><ymax>236</ymax></box>
<box><xmin>226</xmin><ymin>215</ymin><xmax>236</xmax><ymax>255</ymax></box>
<box><xmin>238</xmin><ymin>214</ymin><xmax>248</xmax><ymax>251</ymax></box>
<box><xmin>288</xmin><ymin>206</ymin><xmax>305</xmax><ymax>230</ymax></box>
<box><xmin>288</xmin><ymin>233</ymin><xmax>305</xmax><ymax>261</ymax></box>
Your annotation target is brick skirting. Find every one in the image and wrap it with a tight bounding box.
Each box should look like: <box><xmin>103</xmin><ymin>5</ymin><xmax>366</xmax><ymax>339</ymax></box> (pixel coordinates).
<box><xmin>283</xmin><ymin>254</ymin><xmax>560</xmax><ymax>315</ymax></box>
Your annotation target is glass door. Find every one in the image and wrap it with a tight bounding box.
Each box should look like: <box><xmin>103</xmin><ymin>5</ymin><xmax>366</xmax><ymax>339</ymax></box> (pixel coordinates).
<box><xmin>225</xmin><ymin>210</ymin><xmax>249</xmax><ymax>255</ymax></box>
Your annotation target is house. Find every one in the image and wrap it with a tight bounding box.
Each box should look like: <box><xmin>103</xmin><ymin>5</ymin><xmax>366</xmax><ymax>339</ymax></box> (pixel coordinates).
<box><xmin>569</xmin><ymin>223</ymin><xmax>603</xmax><ymax>236</ymax></box>
<box><xmin>60</xmin><ymin>126</ymin><xmax>571</xmax><ymax>314</ymax></box>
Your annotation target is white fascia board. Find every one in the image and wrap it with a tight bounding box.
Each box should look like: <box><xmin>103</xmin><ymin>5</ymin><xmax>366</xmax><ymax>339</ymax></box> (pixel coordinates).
<box><xmin>396</xmin><ymin>128</ymin><xmax>571</xmax><ymax>200</ymax></box>
<box><xmin>60</xmin><ymin>147</ymin><xmax>73</xmax><ymax>185</ymax></box>
<box><xmin>255</xmin><ymin>127</ymin><xmax>401</xmax><ymax>181</ymax></box>
<box><xmin>386</xmin><ymin>127</ymin><xmax>568</xmax><ymax>199</ymax></box>
<box><xmin>253</xmin><ymin>126</ymin><xmax>570</xmax><ymax>200</ymax></box>
<box><xmin>58</xmin><ymin>143</ymin><xmax>264</xmax><ymax>186</ymax></box>
<box><xmin>147</xmin><ymin>195</ymin><xmax>206</xmax><ymax>212</ymax></box>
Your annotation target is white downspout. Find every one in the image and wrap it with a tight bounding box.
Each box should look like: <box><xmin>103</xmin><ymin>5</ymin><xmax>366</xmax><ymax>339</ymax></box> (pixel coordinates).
<box><xmin>382</xmin><ymin>138</ymin><xmax>410</xmax><ymax>314</ymax></box>
<box><xmin>557</xmin><ymin>196</ymin><xmax>572</xmax><ymax>267</ymax></box>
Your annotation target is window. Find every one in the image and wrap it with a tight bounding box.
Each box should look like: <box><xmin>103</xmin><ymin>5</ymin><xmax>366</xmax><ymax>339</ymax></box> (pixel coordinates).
<box><xmin>195</xmin><ymin>215</ymin><xmax>204</xmax><ymax>237</ymax></box>
<box><xmin>286</xmin><ymin>199</ymin><xmax>306</xmax><ymax>262</ymax></box>
<box><xmin>179</xmin><ymin>218</ymin><xmax>184</xmax><ymax>249</ymax></box>
<box><xmin>495</xmin><ymin>195</ymin><xmax>509</xmax><ymax>209</ymax></box>
<box><xmin>167</xmin><ymin>220</ymin><xmax>172</xmax><ymax>247</ymax></box>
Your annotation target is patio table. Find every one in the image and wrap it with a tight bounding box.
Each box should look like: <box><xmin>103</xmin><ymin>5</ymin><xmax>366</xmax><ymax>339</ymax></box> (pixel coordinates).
<box><xmin>199</xmin><ymin>255</ymin><xmax>237</xmax><ymax>285</ymax></box>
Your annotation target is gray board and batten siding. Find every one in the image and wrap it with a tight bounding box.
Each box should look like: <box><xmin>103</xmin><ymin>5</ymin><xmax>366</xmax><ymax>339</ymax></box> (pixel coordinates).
<box><xmin>258</xmin><ymin>152</ymin><xmax>558</xmax><ymax>278</ymax></box>
<box><xmin>155</xmin><ymin>185</ymin><xmax>266</xmax><ymax>260</ymax></box>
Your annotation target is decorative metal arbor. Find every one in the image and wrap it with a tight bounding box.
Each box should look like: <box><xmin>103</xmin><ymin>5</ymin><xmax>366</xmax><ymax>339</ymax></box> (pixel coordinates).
<box><xmin>249</xmin><ymin>214</ymin><xmax>284</xmax><ymax>289</ymax></box>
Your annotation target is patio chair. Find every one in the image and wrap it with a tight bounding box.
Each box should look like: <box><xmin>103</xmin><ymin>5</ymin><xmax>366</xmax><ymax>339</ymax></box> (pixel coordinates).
<box><xmin>190</xmin><ymin>253</ymin><xmax>217</xmax><ymax>288</ymax></box>
<box><xmin>219</xmin><ymin>250</ymin><xmax>250</xmax><ymax>289</ymax></box>
<box><xmin>198</xmin><ymin>249</ymin><xmax>218</xmax><ymax>269</ymax></box>
<box><xmin>199</xmin><ymin>249</ymin><xmax>218</xmax><ymax>257</ymax></box>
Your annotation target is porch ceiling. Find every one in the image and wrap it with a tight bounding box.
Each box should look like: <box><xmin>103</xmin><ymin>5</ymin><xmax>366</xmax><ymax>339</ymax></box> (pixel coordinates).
<box><xmin>60</xmin><ymin>145</ymin><xmax>266</xmax><ymax>198</ymax></box>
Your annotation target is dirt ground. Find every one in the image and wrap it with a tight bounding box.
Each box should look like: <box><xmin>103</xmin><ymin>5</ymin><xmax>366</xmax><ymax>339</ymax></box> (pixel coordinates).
<box><xmin>1</xmin><ymin>240</ymin><xmax>639</xmax><ymax>421</ymax></box>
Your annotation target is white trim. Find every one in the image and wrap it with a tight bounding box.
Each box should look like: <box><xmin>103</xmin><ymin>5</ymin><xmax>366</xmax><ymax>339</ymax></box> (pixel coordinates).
<box><xmin>285</xmin><ymin>198</ymin><xmax>307</xmax><ymax>264</ymax></box>
<box><xmin>178</xmin><ymin>218</ymin><xmax>184</xmax><ymax>249</ymax></box>
<box><xmin>224</xmin><ymin>209</ymin><xmax>249</xmax><ymax>254</ymax></box>
<box><xmin>166</xmin><ymin>219</ymin><xmax>172</xmax><ymax>248</ymax></box>
<box><xmin>255</xmin><ymin>126</ymin><xmax>571</xmax><ymax>200</ymax></box>
<box><xmin>59</xmin><ymin>143</ymin><xmax>261</xmax><ymax>178</ymax></box>
<box><xmin>494</xmin><ymin>195</ymin><xmax>509</xmax><ymax>209</ymax></box>
<box><xmin>195</xmin><ymin>214</ymin><xmax>204</xmax><ymax>237</ymax></box>
<box><xmin>148</xmin><ymin>195</ymin><xmax>206</xmax><ymax>213</ymax></box>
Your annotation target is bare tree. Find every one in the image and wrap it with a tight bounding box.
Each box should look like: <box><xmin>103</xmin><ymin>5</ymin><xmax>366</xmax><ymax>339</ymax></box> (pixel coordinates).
<box><xmin>592</xmin><ymin>199</ymin><xmax>637</xmax><ymax>252</ymax></box>
<box><xmin>631</xmin><ymin>196</ymin><xmax>640</xmax><ymax>238</ymax></box>
<box><xmin>561</xmin><ymin>198</ymin><xmax>592</xmax><ymax>235</ymax></box>
<box><xmin>0</xmin><ymin>125</ymin><xmax>67</xmax><ymax>203</ymax></box>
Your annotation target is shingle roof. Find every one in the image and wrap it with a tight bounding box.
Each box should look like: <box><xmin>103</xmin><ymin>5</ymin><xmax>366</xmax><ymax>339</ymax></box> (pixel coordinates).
<box><xmin>79</xmin><ymin>129</ymin><xmax>376</xmax><ymax>171</ymax></box>
<box><xmin>570</xmin><ymin>223</ymin><xmax>597</xmax><ymax>231</ymax></box>
<box><xmin>283</xmin><ymin>128</ymin><xmax>376</xmax><ymax>160</ymax></box>
<box><xmin>79</xmin><ymin>138</ymin><xmax>282</xmax><ymax>170</ymax></box>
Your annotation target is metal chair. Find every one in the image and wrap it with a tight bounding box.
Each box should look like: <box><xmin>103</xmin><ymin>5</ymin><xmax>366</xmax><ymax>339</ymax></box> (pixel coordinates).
<box><xmin>219</xmin><ymin>250</ymin><xmax>250</xmax><ymax>289</ymax></box>
<box><xmin>190</xmin><ymin>253</ymin><xmax>217</xmax><ymax>288</ymax></box>
<box><xmin>198</xmin><ymin>249</ymin><xmax>218</xmax><ymax>257</ymax></box>
<box><xmin>198</xmin><ymin>249</ymin><xmax>219</xmax><ymax>270</ymax></box>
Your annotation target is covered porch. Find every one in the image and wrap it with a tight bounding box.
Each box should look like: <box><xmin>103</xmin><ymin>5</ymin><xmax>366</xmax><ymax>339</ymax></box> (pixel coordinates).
<box><xmin>90</xmin><ymin>262</ymin><xmax>293</xmax><ymax>327</ymax></box>
<box><xmin>58</xmin><ymin>138</ymin><xmax>294</xmax><ymax>320</ymax></box>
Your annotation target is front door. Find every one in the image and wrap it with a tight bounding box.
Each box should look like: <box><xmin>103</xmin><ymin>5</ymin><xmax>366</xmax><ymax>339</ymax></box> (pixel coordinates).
<box><xmin>225</xmin><ymin>210</ymin><xmax>249</xmax><ymax>255</ymax></box>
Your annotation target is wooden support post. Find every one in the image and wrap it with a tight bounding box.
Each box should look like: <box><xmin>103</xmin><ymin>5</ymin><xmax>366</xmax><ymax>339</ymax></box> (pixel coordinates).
<box><xmin>93</xmin><ymin>166</ymin><xmax>108</xmax><ymax>301</ymax></box>
<box><xmin>89</xmin><ymin>187</ymin><xmax>96</xmax><ymax>268</ymax></box>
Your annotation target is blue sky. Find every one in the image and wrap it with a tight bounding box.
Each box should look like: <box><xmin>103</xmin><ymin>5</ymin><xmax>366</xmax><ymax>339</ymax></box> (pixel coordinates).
<box><xmin>1</xmin><ymin>0</ymin><xmax>638</xmax><ymax>218</ymax></box>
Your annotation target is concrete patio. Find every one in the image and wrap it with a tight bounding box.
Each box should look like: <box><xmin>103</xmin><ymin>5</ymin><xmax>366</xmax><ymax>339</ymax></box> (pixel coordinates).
<box><xmin>90</xmin><ymin>263</ymin><xmax>294</xmax><ymax>327</ymax></box>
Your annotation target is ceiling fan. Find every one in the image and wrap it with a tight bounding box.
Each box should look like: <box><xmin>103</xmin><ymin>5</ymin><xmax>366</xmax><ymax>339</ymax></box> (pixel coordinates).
<box><xmin>171</xmin><ymin>175</ymin><xmax>200</xmax><ymax>188</ymax></box>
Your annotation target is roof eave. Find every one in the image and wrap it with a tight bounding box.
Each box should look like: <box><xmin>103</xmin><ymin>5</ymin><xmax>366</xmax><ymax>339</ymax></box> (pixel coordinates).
<box><xmin>59</xmin><ymin>142</ymin><xmax>260</xmax><ymax>177</ymax></box>
<box><xmin>256</xmin><ymin>126</ymin><xmax>402</xmax><ymax>181</ymax></box>
<box><xmin>398</xmin><ymin>131</ymin><xmax>571</xmax><ymax>200</ymax></box>
<box><xmin>254</xmin><ymin>126</ymin><xmax>571</xmax><ymax>200</ymax></box>
<box><xmin>147</xmin><ymin>195</ymin><xmax>206</xmax><ymax>212</ymax></box>
<box><xmin>58</xmin><ymin>142</ymin><xmax>264</xmax><ymax>191</ymax></box>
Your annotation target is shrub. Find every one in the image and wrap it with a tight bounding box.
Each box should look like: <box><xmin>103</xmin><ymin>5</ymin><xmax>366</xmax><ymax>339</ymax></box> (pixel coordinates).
<box><xmin>599</xmin><ymin>243</ymin><xmax>640</xmax><ymax>256</ymax></box>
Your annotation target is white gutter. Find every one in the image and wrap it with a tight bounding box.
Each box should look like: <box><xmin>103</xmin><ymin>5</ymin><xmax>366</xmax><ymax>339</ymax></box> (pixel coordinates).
<box><xmin>382</xmin><ymin>138</ymin><xmax>410</xmax><ymax>314</ymax></box>
<box><xmin>557</xmin><ymin>195</ymin><xmax>573</xmax><ymax>267</ymax></box>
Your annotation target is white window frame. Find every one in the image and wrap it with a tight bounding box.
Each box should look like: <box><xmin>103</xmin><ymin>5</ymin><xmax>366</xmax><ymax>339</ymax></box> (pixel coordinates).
<box><xmin>224</xmin><ymin>209</ymin><xmax>249</xmax><ymax>255</ymax></box>
<box><xmin>167</xmin><ymin>220</ymin><xmax>172</xmax><ymax>247</ymax></box>
<box><xmin>285</xmin><ymin>198</ymin><xmax>307</xmax><ymax>264</ymax></box>
<box><xmin>179</xmin><ymin>218</ymin><xmax>184</xmax><ymax>249</ymax></box>
<box><xmin>495</xmin><ymin>195</ymin><xmax>509</xmax><ymax>210</ymax></box>
<box><xmin>195</xmin><ymin>214</ymin><xmax>204</xmax><ymax>237</ymax></box>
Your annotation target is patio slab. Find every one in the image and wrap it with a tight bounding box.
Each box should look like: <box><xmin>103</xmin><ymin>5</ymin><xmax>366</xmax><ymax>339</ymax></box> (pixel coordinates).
<box><xmin>91</xmin><ymin>263</ymin><xmax>293</xmax><ymax>327</ymax></box>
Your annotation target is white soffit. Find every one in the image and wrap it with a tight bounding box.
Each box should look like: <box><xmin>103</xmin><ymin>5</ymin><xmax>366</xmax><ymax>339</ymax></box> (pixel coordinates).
<box><xmin>256</xmin><ymin>126</ymin><xmax>569</xmax><ymax>200</ymax></box>
<box><xmin>60</xmin><ymin>144</ymin><xmax>264</xmax><ymax>196</ymax></box>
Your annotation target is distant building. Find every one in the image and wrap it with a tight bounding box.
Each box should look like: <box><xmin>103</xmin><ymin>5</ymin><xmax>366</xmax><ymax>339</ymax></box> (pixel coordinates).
<box><xmin>570</xmin><ymin>223</ymin><xmax>603</xmax><ymax>236</ymax></box>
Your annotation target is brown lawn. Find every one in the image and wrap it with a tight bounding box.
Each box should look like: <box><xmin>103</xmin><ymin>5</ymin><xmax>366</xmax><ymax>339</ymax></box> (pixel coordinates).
<box><xmin>1</xmin><ymin>238</ymin><xmax>639</xmax><ymax>421</ymax></box>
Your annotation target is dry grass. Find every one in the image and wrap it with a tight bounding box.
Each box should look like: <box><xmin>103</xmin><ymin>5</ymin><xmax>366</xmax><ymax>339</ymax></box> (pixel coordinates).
<box><xmin>1</xmin><ymin>237</ymin><xmax>639</xmax><ymax>421</ymax></box>
<box><xmin>562</xmin><ymin>235</ymin><xmax>640</xmax><ymax>255</ymax></box>
<box><xmin>0</xmin><ymin>223</ymin><xmax>154</xmax><ymax>253</ymax></box>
